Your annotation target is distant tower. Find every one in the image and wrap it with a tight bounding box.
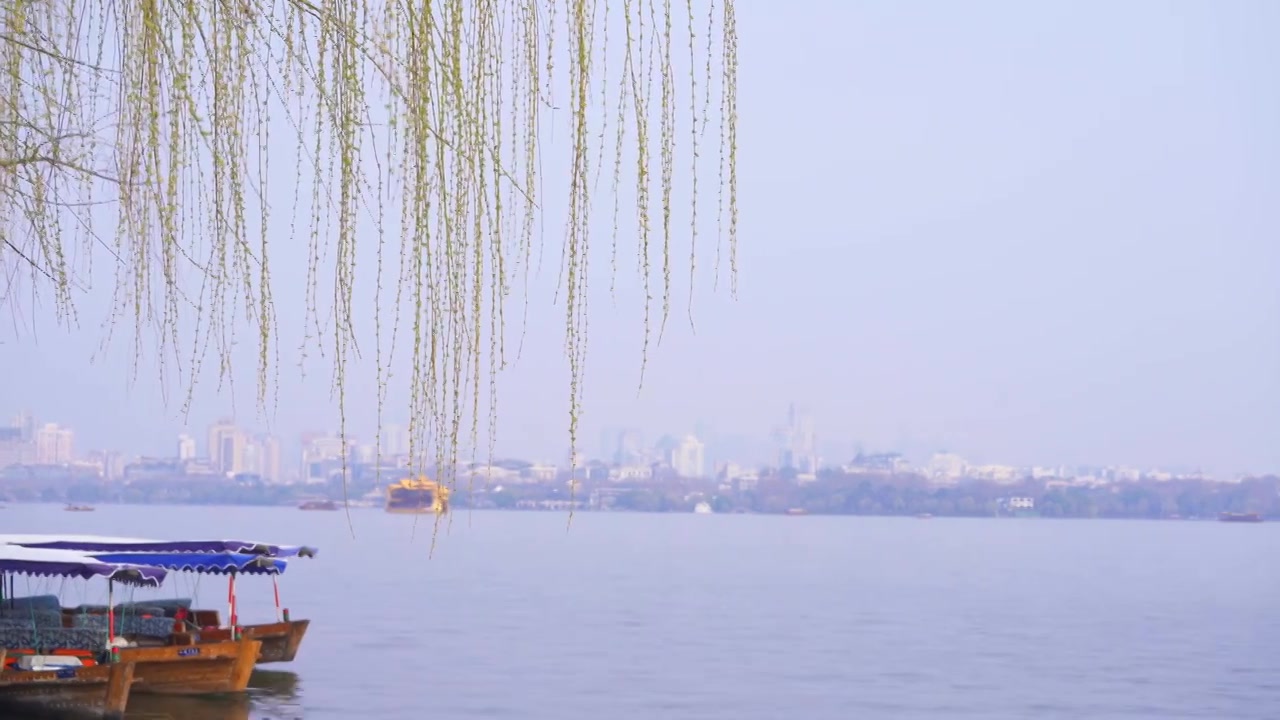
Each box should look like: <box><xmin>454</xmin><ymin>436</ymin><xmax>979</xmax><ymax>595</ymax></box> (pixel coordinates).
<box><xmin>207</xmin><ymin>419</ymin><xmax>245</xmax><ymax>474</ymax></box>
<box><xmin>777</xmin><ymin>403</ymin><xmax>817</xmax><ymax>472</ymax></box>
<box><xmin>35</xmin><ymin>423</ymin><xmax>73</xmax><ymax>464</ymax></box>
<box><xmin>242</xmin><ymin>439</ymin><xmax>262</xmax><ymax>476</ymax></box>
<box><xmin>177</xmin><ymin>434</ymin><xmax>196</xmax><ymax>460</ymax></box>
<box><xmin>261</xmin><ymin>435</ymin><xmax>282</xmax><ymax>483</ymax></box>
<box><xmin>674</xmin><ymin>435</ymin><xmax>706</xmax><ymax>478</ymax></box>
<box><xmin>13</xmin><ymin>411</ymin><xmax>35</xmax><ymax>442</ymax></box>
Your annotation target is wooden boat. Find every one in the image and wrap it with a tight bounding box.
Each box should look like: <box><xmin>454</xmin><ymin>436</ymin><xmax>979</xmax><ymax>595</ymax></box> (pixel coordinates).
<box><xmin>87</xmin><ymin>550</ymin><xmax>310</xmax><ymax>666</ymax></box>
<box><xmin>0</xmin><ymin>545</ymin><xmax>165</xmax><ymax>716</ymax></box>
<box><xmin>0</xmin><ymin>544</ymin><xmax>265</xmax><ymax>699</ymax></box>
<box><xmin>298</xmin><ymin>499</ymin><xmax>338</xmax><ymax>511</ymax></box>
<box><xmin>0</xmin><ymin>614</ymin><xmax>259</xmax><ymax>698</ymax></box>
<box><xmin>1218</xmin><ymin>511</ymin><xmax>1264</xmax><ymax>523</ymax></box>
<box><xmin>72</xmin><ymin>598</ymin><xmax>309</xmax><ymax>665</ymax></box>
<box><xmin>0</xmin><ymin>653</ymin><xmax>136</xmax><ymax>719</ymax></box>
<box><xmin>64</xmin><ymin>504</ymin><xmax>95</xmax><ymax>512</ymax></box>
<box><xmin>0</xmin><ymin>536</ymin><xmax>317</xmax><ymax>666</ymax></box>
<box><xmin>118</xmin><ymin>638</ymin><xmax>260</xmax><ymax>696</ymax></box>
<box><xmin>194</xmin><ymin>619</ymin><xmax>310</xmax><ymax>664</ymax></box>
<box><xmin>10</xmin><ymin>600</ymin><xmax>267</xmax><ymax>693</ymax></box>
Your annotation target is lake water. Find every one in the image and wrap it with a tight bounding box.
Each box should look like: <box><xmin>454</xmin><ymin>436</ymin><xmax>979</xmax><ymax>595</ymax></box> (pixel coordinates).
<box><xmin>4</xmin><ymin>504</ymin><xmax>1279</xmax><ymax>719</ymax></box>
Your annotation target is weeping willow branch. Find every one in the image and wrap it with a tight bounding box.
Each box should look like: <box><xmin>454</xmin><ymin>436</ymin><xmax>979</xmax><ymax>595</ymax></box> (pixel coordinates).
<box><xmin>0</xmin><ymin>0</ymin><xmax>739</xmax><ymax>539</ymax></box>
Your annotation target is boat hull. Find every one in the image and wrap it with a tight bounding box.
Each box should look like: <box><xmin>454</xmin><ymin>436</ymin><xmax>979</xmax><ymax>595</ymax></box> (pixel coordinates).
<box><xmin>0</xmin><ymin>659</ymin><xmax>135</xmax><ymax>719</ymax></box>
<box><xmin>121</xmin><ymin>638</ymin><xmax>260</xmax><ymax>696</ymax></box>
<box><xmin>197</xmin><ymin>620</ymin><xmax>310</xmax><ymax>664</ymax></box>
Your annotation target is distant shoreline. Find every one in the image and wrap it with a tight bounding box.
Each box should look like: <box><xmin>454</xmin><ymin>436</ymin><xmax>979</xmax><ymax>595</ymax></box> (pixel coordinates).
<box><xmin>2</xmin><ymin>471</ymin><xmax>1276</xmax><ymax>521</ymax></box>
<box><xmin>2</xmin><ymin>499</ymin><xmax>1271</xmax><ymax>523</ymax></box>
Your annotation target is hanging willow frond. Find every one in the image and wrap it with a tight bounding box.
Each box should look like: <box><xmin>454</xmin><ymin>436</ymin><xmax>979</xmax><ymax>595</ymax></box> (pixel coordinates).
<box><xmin>0</xmin><ymin>0</ymin><xmax>738</xmax><ymax>538</ymax></box>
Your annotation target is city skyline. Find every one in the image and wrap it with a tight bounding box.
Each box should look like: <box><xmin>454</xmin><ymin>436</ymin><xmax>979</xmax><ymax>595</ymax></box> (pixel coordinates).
<box><xmin>0</xmin><ymin>405</ymin><xmax>1258</xmax><ymax>483</ymax></box>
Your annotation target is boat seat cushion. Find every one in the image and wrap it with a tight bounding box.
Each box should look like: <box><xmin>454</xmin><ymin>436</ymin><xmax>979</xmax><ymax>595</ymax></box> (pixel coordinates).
<box><xmin>74</xmin><ymin>599</ymin><xmax>192</xmax><ymax>617</ymax></box>
<box><xmin>72</xmin><ymin>604</ymin><xmax>168</xmax><ymax>617</ymax></box>
<box><xmin>120</xmin><ymin>598</ymin><xmax>193</xmax><ymax>616</ymax></box>
<box><xmin>0</xmin><ymin>625</ymin><xmax>108</xmax><ymax>652</ymax></box>
<box><xmin>71</xmin><ymin>613</ymin><xmax>174</xmax><ymax>639</ymax></box>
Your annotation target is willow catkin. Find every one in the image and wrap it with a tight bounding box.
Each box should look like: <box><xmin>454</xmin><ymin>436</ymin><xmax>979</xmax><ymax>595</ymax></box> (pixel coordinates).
<box><xmin>0</xmin><ymin>0</ymin><xmax>738</xmax><ymax>541</ymax></box>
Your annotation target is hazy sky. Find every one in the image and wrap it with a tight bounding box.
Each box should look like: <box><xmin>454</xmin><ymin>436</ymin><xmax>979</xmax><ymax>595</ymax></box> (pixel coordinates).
<box><xmin>3</xmin><ymin>1</ymin><xmax>1278</xmax><ymax>476</ymax></box>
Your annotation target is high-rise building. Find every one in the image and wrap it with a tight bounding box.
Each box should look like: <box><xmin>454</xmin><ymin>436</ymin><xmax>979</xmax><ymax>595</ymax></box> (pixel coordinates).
<box><xmin>177</xmin><ymin>434</ymin><xmax>197</xmax><ymax>460</ymax></box>
<box><xmin>12</xmin><ymin>411</ymin><xmax>35</xmax><ymax>442</ymax></box>
<box><xmin>776</xmin><ymin>403</ymin><xmax>818</xmax><ymax>473</ymax></box>
<box><xmin>300</xmin><ymin>433</ymin><xmax>348</xmax><ymax>481</ymax></box>
<box><xmin>208</xmin><ymin>420</ymin><xmax>245</xmax><ymax>475</ymax></box>
<box><xmin>0</xmin><ymin>422</ymin><xmax>32</xmax><ymax>468</ymax></box>
<box><xmin>673</xmin><ymin>435</ymin><xmax>706</xmax><ymax>478</ymax></box>
<box><xmin>242</xmin><ymin>440</ymin><xmax>262</xmax><ymax>477</ymax></box>
<box><xmin>261</xmin><ymin>435</ymin><xmax>282</xmax><ymax>483</ymax></box>
<box><xmin>35</xmin><ymin>423</ymin><xmax>74</xmax><ymax>464</ymax></box>
<box><xmin>234</xmin><ymin>433</ymin><xmax>282</xmax><ymax>482</ymax></box>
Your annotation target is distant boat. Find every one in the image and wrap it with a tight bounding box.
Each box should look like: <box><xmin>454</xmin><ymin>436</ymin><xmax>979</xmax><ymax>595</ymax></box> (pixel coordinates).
<box><xmin>693</xmin><ymin>502</ymin><xmax>713</xmax><ymax>514</ymax></box>
<box><xmin>64</xmin><ymin>503</ymin><xmax>94</xmax><ymax>512</ymax></box>
<box><xmin>298</xmin><ymin>499</ymin><xmax>338</xmax><ymax>511</ymax></box>
<box><xmin>1218</xmin><ymin>512</ymin><xmax>1263</xmax><ymax>523</ymax></box>
<box><xmin>785</xmin><ymin>508</ymin><xmax>807</xmax><ymax>516</ymax></box>
<box><xmin>916</xmin><ymin>513</ymin><xmax>933</xmax><ymax>520</ymax></box>
<box><xmin>386</xmin><ymin>476</ymin><xmax>450</xmax><ymax>515</ymax></box>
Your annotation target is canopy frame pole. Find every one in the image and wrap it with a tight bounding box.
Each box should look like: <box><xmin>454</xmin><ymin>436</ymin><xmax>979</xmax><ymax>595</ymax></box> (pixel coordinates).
<box><xmin>272</xmin><ymin>574</ymin><xmax>282</xmax><ymax>622</ymax></box>
<box><xmin>107</xmin><ymin>578</ymin><xmax>117</xmax><ymax>661</ymax></box>
<box><xmin>227</xmin><ymin>572</ymin><xmax>239</xmax><ymax>638</ymax></box>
